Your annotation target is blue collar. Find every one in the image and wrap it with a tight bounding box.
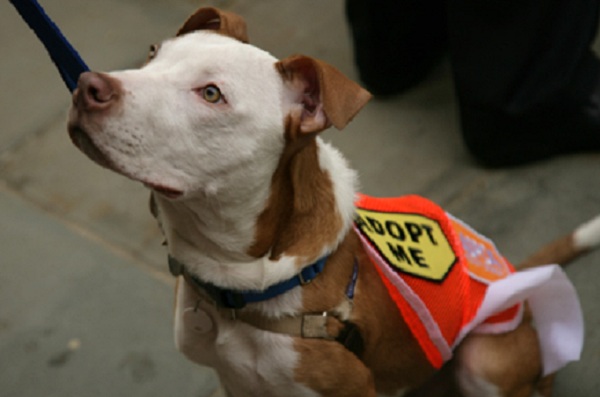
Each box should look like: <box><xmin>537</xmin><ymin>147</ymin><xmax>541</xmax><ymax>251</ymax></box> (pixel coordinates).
<box><xmin>10</xmin><ymin>0</ymin><xmax>89</xmax><ymax>92</ymax></box>
<box><xmin>168</xmin><ymin>255</ymin><xmax>328</xmax><ymax>309</ymax></box>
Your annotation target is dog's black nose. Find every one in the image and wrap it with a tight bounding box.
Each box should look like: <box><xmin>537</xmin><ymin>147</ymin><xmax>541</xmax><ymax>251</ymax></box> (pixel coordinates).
<box><xmin>75</xmin><ymin>71</ymin><xmax>120</xmax><ymax>111</ymax></box>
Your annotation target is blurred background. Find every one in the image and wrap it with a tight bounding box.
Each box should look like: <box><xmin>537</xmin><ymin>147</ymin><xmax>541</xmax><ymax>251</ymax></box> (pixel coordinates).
<box><xmin>1</xmin><ymin>1</ymin><xmax>598</xmax><ymax>396</ymax></box>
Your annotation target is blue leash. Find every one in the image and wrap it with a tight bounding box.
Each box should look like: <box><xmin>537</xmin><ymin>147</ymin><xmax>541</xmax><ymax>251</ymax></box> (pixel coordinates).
<box><xmin>9</xmin><ymin>0</ymin><xmax>90</xmax><ymax>92</ymax></box>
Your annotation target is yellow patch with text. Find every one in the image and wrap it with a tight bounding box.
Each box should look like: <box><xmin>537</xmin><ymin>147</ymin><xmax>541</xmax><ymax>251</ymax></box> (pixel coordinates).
<box><xmin>355</xmin><ymin>209</ymin><xmax>456</xmax><ymax>281</ymax></box>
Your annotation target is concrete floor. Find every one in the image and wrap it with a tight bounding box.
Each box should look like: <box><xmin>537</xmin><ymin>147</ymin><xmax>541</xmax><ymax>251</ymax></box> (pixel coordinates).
<box><xmin>0</xmin><ymin>1</ymin><xmax>598</xmax><ymax>396</ymax></box>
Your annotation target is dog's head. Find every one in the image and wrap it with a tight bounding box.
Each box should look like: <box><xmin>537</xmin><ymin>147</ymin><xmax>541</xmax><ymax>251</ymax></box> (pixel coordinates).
<box><xmin>68</xmin><ymin>7</ymin><xmax>370</xmax><ymax>202</ymax></box>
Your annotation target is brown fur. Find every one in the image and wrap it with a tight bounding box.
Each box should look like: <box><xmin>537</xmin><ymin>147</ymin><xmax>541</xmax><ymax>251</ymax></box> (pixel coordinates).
<box><xmin>248</xmin><ymin>55</ymin><xmax>371</xmax><ymax>263</ymax></box>
<box><xmin>454</xmin><ymin>308</ymin><xmax>543</xmax><ymax>397</ymax></box>
<box><xmin>292</xmin><ymin>231</ymin><xmax>436</xmax><ymax>395</ymax></box>
<box><xmin>152</xmin><ymin>8</ymin><xmax>579</xmax><ymax>396</ymax></box>
<box><xmin>289</xmin><ymin>206</ymin><xmax>563</xmax><ymax>397</ymax></box>
<box><xmin>248</xmin><ymin>49</ymin><xmax>435</xmax><ymax>395</ymax></box>
<box><xmin>294</xmin><ymin>338</ymin><xmax>377</xmax><ymax>397</ymax></box>
<box><xmin>247</xmin><ymin>115</ymin><xmax>342</xmax><ymax>262</ymax></box>
<box><xmin>276</xmin><ymin>55</ymin><xmax>372</xmax><ymax>131</ymax></box>
<box><xmin>177</xmin><ymin>7</ymin><xmax>249</xmax><ymax>43</ymax></box>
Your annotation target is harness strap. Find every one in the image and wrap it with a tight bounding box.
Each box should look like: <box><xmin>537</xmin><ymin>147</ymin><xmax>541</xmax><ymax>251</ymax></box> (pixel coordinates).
<box><xmin>10</xmin><ymin>0</ymin><xmax>89</xmax><ymax>92</ymax></box>
<box><xmin>227</xmin><ymin>307</ymin><xmax>364</xmax><ymax>358</ymax></box>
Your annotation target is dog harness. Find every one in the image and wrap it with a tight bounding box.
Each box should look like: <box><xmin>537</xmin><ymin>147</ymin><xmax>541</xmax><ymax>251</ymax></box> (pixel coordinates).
<box><xmin>354</xmin><ymin>194</ymin><xmax>584</xmax><ymax>374</ymax></box>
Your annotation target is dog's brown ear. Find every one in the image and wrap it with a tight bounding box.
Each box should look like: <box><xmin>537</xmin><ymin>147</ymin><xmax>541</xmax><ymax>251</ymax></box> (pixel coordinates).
<box><xmin>276</xmin><ymin>55</ymin><xmax>371</xmax><ymax>134</ymax></box>
<box><xmin>177</xmin><ymin>7</ymin><xmax>249</xmax><ymax>43</ymax></box>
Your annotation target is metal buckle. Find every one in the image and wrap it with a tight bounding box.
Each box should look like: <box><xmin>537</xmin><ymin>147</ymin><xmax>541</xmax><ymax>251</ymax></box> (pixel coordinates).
<box><xmin>301</xmin><ymin>312</ymin><xmax>332</xmax><ymax>339</ymax></box>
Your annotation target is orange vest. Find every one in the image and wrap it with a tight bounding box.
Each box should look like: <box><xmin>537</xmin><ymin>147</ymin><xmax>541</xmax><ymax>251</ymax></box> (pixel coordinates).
<box><xmin>354</xmin><ymin>194</ymin><xmax>522</xmax><ymax>368</ymax></box>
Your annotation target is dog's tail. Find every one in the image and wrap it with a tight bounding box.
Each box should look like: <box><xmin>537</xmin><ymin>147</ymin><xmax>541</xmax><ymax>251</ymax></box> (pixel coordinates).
<box><xmin>519</xmin><ymin>214</ymin><xmax>600</xmax><ymax>269</ymax></box>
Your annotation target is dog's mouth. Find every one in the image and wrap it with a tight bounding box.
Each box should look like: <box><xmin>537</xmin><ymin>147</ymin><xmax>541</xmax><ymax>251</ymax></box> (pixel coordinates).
<box><xmin>68</xmin><ymin>125</ymin><xmax>184</xmax><ymax>200</ymax></box>
<box><xmin>69</xmin><ymin>125</ymin><xmax>115</xmax><ymax>170</ymax></box>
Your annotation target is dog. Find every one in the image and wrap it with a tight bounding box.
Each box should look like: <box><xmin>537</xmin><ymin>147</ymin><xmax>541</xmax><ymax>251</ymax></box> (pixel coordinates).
<box><xmin>67</xmin><ymin>7</ymin><xmax>595</xmax><ymax>397</ymax></box>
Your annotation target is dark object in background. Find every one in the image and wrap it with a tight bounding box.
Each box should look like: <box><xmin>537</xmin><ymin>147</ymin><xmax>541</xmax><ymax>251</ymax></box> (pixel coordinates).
<box><xmin>346</xmin><ymin>0</ymin><xmax>600</xmax><ymax>167</ymax></box>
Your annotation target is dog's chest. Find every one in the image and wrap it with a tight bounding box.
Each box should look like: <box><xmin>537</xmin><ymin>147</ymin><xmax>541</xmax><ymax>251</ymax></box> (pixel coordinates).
<box><xmin>174</xmin><ymin>279</ymin><xmax>320</xmax><ymax>397</ymax></box>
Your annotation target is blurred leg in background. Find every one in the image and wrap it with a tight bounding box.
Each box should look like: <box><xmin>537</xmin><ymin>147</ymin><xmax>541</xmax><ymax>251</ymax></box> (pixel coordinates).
<box><xmin>346</xmin><ymin>0</ymin><xmax>600</xmax><ymax>167</ymax></box>
<box><xmin>345</xmin><ymin>0</ymin><xmax>448</xmax><ymax>96</ymax></box>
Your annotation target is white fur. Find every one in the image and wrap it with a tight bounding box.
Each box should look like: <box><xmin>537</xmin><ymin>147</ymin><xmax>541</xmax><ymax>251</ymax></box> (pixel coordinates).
<box><xmin>101</xmin><ymin>32</ymin><xmax>355</xmax><ymax>294</ymax></box>
<box><xmin>317</xmin><ymin>138</ymin><xmax>359</xmax><ymax>247</ymax></box>
<box><xmin>70</xmin><ymin>30</ymin><xmax>358</xmax><ymax>396</ymax></box>
<box><xmin>69</xmin><ymin>24</ymin><xmax>561</xmax><ymax>396</ymax></box>
<box><xmin>77</xmin><ymin>31</ymin><xmax>347</xmax><ymax>289</ymax></box>
<box><xmin>573</xmin><ymin>213</ymin><xmax>600</xmax><ymax>250</ymax></box>
<box><xmin>99</xmin><ymin>33</ymin><xmax>285</xmax><ymax>199</ymax></box>
<box><xmin>455</xmin><ymin>364</ymin><xmax>502</xmax><ymax>397</ymax></box>
<box><xmin>174</xmin><ymin>279</ymin><xmax>318</xmax><ymax>397</ymax></box>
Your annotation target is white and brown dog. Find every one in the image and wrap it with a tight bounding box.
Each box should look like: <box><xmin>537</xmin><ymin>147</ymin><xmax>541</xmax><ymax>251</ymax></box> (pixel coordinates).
<box><xmin>67</xmin><ymin>7</ymin><xmax>596</xmax><ymax>397</ymax></box>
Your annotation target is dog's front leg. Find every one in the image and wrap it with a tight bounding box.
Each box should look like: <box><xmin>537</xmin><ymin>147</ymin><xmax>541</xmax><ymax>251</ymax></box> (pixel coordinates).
<box><xmin>293</xmin><ymin>339</ymin><xmax>377</xmax><ymax>397</ymax></box>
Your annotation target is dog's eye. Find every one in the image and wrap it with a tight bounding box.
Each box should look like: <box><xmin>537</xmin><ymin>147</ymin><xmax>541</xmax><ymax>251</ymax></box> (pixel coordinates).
<box><xmin>201</xmin><ymin>85</ymin><xmax>223</xmax><ymax>104</ymax></box>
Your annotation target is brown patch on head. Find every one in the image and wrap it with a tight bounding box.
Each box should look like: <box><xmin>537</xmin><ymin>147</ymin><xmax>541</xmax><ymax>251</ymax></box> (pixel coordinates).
<box><xmin>247</xmin><ymin>55</ymin><xmax>370</xmax><ymax>262</ymax></box>
<box><xmin>177</xmin><ymin>7</ymin><xmax>249</xmax><ymax>43</ymax></box>
<box><xmin>247</xmin><ymin>116</ymin><xmax>343</xmax><ymax>262</ymax></box>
